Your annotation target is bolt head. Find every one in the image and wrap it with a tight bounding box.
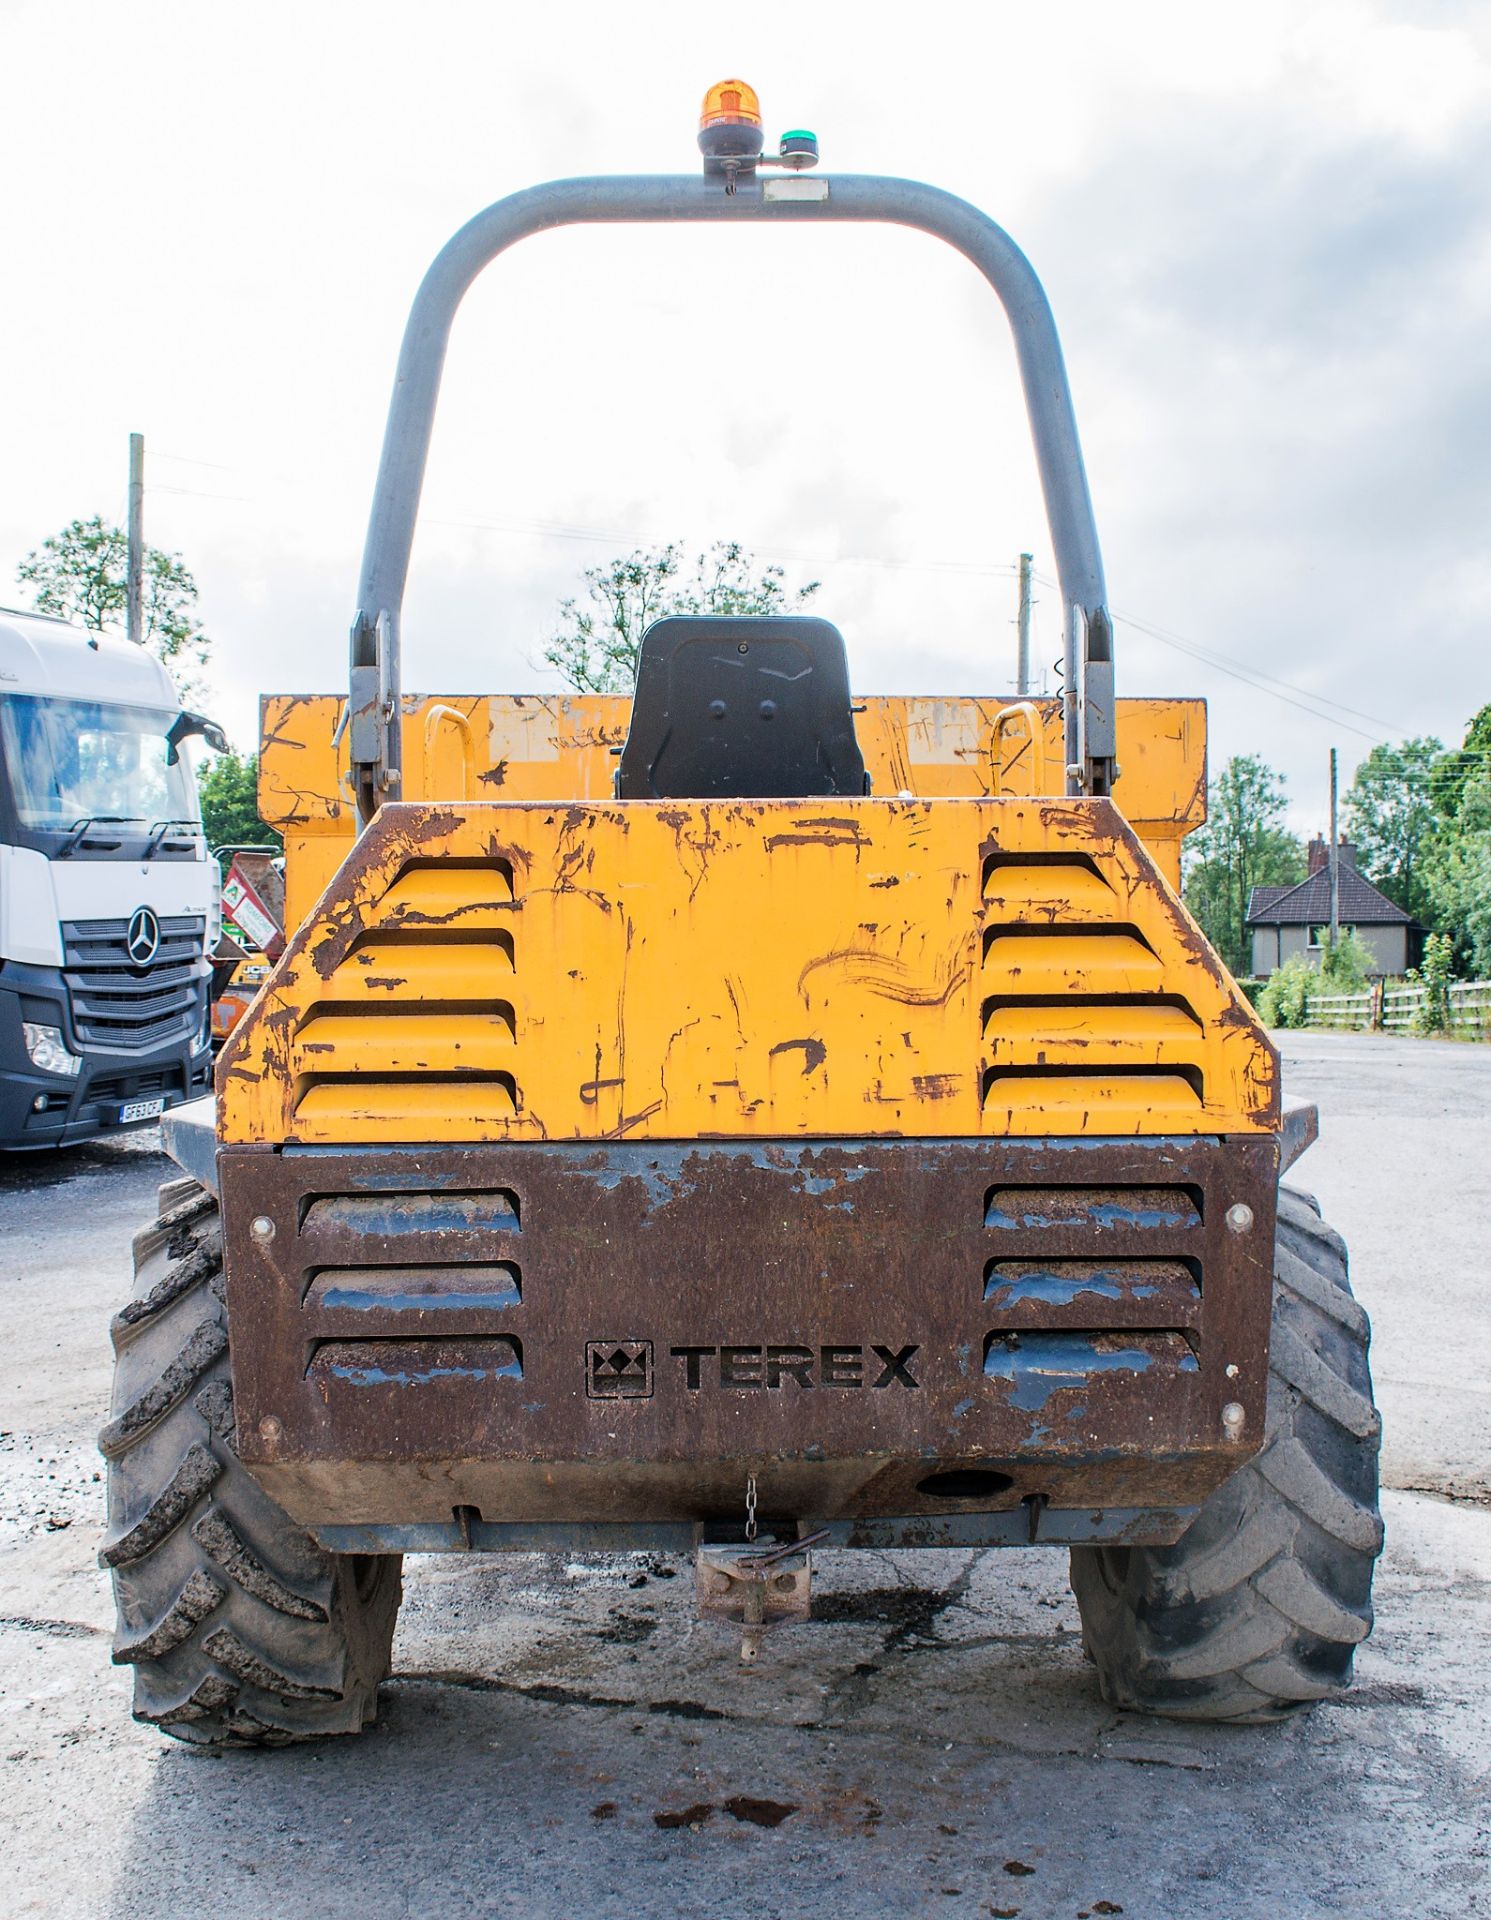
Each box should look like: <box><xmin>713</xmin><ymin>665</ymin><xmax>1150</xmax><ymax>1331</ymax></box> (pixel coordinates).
<box><xmin>770</xmin><ymin>1571</ymin><xmax>797</xmax><ymax>1593</ymax></box>
<box><xmin>1225</xmin><ymin>1203</ymin><xmax>1254</xmax><ymax>1235</ymax></box>
<box><xmin>1221</xmin><ymin>1401</ymin><xmax>1246</xmax><ymax>1435</ymax></box>
<box><xmin>259</xmin><ymin>1414</ymin><xmax>283</xmax><ymax>1444</ymax></box>
<box><xmin>250</xmin><ymin>1214</ymin><xmax>276</xmax><ymax>1241</ymax></box>
<box><xmin>1225</xmin><ymin>1362</ymin><xmax>1240</xmax><ymax>1379</ymax></box>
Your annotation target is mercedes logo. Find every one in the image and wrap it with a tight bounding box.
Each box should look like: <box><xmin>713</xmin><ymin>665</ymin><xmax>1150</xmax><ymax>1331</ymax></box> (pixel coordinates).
<box><xmin>126</xmin><ymin>906</ymin><xmax>161</xmax><ymax>966</ymax></box>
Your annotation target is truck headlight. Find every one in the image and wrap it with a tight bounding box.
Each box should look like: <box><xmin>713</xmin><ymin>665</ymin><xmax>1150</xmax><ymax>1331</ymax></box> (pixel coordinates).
<box><xmin>22</xmin><ymin>1023</ymin><xmax>82</xmax><ymax>1077</ymax></box>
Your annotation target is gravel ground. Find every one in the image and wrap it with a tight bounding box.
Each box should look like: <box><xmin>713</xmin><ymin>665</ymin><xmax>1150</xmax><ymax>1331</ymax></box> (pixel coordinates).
<box><xmin>1</xmin><ymin>1033</ymin><xmax>1487</xmax><ymax>1919</ymax></box>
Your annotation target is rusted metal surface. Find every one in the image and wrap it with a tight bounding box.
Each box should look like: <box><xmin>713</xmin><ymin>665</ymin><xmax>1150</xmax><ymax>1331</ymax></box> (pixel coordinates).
<box><xmin>697</xmin><ymin>1536</ymin><xmax>819</xmax><ymax>1663</ymax></box>
<box><xmin>1280</xmin><ymin>1101</ymin><xmax>1319</xmax><ymax>1172</ymax></box>
<box><xmin>310</xmin><ymin>1504</ymin><xmax>1199</xmax><ymax>1555</ymax></box>
<box><xmin>220</xmin><ymin>1132</ymin><xmax>1278</xmax><ymax>1544</ymax></box>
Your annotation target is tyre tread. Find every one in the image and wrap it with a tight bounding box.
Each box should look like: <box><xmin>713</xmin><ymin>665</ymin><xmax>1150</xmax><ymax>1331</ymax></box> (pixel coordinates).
<box><xmin>1069</xmin><ymin>1186</ymin><xmax>1382</xmax><ymax>1721</ymax></box>
<box><xmin>101</xmin><ymin>1189</ymin><xmax>401</xmax><ymax>1746</ymax></box>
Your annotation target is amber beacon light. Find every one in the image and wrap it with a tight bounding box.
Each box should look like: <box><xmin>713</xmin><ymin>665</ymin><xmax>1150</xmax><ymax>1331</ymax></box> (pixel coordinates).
<box><xmin>700</xmin><ymin>78</ymin><xmax>762</xmax><ymax>131</ymax></box>
<box><xmin>697</xmin><ymin>79</ymin><xmax>819</xmax><ymax>185</ymax></box>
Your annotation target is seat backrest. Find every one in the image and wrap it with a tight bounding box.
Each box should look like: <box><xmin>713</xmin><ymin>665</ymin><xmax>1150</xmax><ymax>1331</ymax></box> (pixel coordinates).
<box><xmin>615</xmin><ymin>616</ymin><xmax>868</xmax><ymax>800</ymax></box>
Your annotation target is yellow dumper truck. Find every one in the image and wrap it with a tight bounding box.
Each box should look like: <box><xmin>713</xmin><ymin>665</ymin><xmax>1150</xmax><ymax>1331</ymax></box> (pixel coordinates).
<box><xmin>101</xmin><ymin>84</ymin><xmax>1381</xmax><ymax>1745</ymax></box>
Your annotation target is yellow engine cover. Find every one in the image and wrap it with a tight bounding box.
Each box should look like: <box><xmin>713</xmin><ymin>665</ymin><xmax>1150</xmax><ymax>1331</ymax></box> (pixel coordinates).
<box><xmin>217</xmin><ymin>796</ymin><xmax>1277</xmax><ymax>1146</ymax></box>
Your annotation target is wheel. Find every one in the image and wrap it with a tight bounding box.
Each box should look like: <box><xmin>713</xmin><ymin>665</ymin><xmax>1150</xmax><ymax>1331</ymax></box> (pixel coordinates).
<box><xmin>1069</xmin><ymin>1182</ymin><xmax>1383</xmax><ymax>1722</ymax></box>
<box><xmin>99</xmin><ymin>1176</ymin><xmax>402</xmax><ymax>1745</ymax></box>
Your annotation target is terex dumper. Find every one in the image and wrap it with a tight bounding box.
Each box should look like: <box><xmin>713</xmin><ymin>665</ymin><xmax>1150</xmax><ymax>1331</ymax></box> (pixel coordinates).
<box><xmin>101</xmin><ymin>84</ymin><xmax>1383</xmax><ymax>1745</ymax></box>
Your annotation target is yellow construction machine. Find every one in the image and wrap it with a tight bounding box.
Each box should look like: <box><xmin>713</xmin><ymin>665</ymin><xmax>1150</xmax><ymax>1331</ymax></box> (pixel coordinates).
<box><xmin>101</xmin><ymin>82</ymin><xmax>1382</xmax><ymax>1744</ymax></box>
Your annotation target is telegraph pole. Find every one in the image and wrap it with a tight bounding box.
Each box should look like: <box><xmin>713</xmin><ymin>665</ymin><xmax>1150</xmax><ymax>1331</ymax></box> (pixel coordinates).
<box><xmin>1015</xmin><ymin>551</ymin><xmax>1032</xmax><ymax>695</ymax></box>
<box><xmin>1328</xmin><ymin>746</ymin><xmax>1340</xmax><ymax>951</ymax></box>
<box><xmin>126</xmin><ymin>432</ymin><xmax>144</xmax><ymax>646</ymax></box>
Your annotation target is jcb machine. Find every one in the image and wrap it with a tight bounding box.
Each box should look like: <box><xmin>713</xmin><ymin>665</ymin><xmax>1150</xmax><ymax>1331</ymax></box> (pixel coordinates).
<box><xmin>101</xmin><ymin>85</ymin><xmax>1382</xmax><ymax>1744</ymax></box>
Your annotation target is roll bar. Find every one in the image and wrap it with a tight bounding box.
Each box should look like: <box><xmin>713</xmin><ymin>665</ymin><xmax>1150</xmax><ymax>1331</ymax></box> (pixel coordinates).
<box><xmin>349</xmin><ymin>172</ymin><xmax>1115</xmax><ymax>822</ymax></box>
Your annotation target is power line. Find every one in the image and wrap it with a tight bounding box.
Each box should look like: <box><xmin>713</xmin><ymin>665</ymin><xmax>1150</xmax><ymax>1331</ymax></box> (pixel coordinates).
<box><xmin>137</xmin><ymin>446</ymin><xmax>1030</xmax><ymax>581</ymax></box>
<box><xmin>1029</xmin><ymin>566</ymin><xmax>1398</xmax><ymax>740</ymax></box>
<box><xmin>422</xmin><ymin>510</ymin><xmax>1023</xmax><ymax>582</ymax></box>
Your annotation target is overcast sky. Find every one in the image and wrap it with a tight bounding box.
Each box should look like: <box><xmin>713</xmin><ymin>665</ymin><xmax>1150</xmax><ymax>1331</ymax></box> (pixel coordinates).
<box><xmin>2</xmin><ymin>0</ymin><xmax>1486</xmax><ymax>834</ymax></box>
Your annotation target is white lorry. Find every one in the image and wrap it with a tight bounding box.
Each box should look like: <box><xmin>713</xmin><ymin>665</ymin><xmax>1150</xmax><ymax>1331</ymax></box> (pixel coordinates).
<box><xmin>0</xmin><ymin>607</ymin><xmax>220</xmax><ymax>1149</ymax></box>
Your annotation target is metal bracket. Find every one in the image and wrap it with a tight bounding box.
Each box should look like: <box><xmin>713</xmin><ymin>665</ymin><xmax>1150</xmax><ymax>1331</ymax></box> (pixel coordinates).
<box><xmin>696</xmin><ymin>1532</ymin><xmax>827</xmax><ymax>1662</ymax></box>
<box><xmin>1280</xmin><ymin>1102</ymin><xmax>1320</xmax><ymax>1173</ymax></box>
<box><xmin>347</xmin><ymin>608</ymin><xmax>401</xmax><ymax>826</ymax></box>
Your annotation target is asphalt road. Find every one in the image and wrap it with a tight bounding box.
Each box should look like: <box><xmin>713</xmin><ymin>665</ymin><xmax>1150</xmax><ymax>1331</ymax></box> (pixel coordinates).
<box><xmin>2</xmin><ymin>1032</ymin><xmax>1487</xmax><ymax>1919</ymax></box>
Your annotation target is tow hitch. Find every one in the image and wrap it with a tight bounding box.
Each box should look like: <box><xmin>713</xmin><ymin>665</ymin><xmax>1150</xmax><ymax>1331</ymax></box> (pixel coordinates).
<box><xmin>696</xmin><ymin>1528</ymin><xmax>831</xmax><ymax>1662</ymax></box>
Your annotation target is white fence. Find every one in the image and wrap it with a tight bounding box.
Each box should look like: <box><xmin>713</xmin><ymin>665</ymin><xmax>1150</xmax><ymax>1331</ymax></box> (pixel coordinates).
<box><xmin>1301</xmin><ymin>980</ymin><xmax>1491</xmax><ymax>1036</ymax></box>
<box><xmin>1307</xmin><ymin>989</ymin><xmax>1374</xmax><ymax>1031</ymax></box>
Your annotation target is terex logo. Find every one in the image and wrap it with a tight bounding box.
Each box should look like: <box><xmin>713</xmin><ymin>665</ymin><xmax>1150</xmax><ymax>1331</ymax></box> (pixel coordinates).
<box><xmin>669</xmin><ymin>1343</ymin><xmax>920</xmax><ymax>1391</ymax></box>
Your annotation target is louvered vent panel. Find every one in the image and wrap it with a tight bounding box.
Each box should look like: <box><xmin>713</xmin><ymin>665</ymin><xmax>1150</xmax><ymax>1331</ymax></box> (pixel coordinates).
<box><xmin>981</xmin><ymin>855</ymin><xmax>1206</xmax><ymax>1121</ymax></box>
<box><xmin>289</xmin><ymin>862</ymin><xmax>518</xmax><ymax>1139</ymax></box>
<box><xmin>982</xmin><ymin>1180</ymin><xmax>1205</xmax><ymax>1355</ymax></box>
<box><xmin>297</xmin><ymin>1185</ymin><xmax>524</xmax><ymax>1385</ymax></box>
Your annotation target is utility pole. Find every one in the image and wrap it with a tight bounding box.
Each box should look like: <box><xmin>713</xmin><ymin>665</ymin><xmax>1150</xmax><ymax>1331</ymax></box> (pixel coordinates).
<box><xmin>126</xmin><ymin>432</ymin><xmax>144</xmax><ymax>646</ymax></box>
<box><xmin>1328</xmin><ymin>746</ymin><xmax>1340</xmax><ymax>952</ymax></box>
<box><xmin>1015</xmin><ymin>551</ymin><xmax>1032</xmax><ymax>695</ymax></box>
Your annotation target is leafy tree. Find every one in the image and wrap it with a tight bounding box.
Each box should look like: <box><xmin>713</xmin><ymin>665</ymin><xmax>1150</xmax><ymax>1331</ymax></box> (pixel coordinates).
<box><xmin>16</xmin><ymin>514</ymin><xmax>211</xmax><ymax>695</ymax></box>
<box><xmin>544</xmin><ymin>541</ymin><xmax>820</xmax><ymax>693</ymax></box>
<box><xmin>1430</xmin><ymin>701</ymin><xmax>1491</xmax><ymax>825</ymax></box>
<box><xmin>1341</xmin><ymin>737</ymin><xmax>1442</xmax><ymax>923</ymax></box>
<box><xmin>196</xmin><ymin>751</ymin><xmax>279</xmax><ymax>862</ymax></box>
<box><xmin>1182</xmin><ymin>754</ymin><xmax>1305</xmax><ymax>978</ymax></box>
<box><xmin>1424</xmin><ymin>766</ymin><xmax>1491</xmax><ymax>977</ymax></box>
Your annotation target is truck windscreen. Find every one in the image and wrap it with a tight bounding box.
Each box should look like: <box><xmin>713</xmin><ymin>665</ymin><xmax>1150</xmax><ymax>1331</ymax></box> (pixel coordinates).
<box><xmin>0</xmin><ymin>695</ymin><xmax>200</xmax><ymax>855</ymax></box>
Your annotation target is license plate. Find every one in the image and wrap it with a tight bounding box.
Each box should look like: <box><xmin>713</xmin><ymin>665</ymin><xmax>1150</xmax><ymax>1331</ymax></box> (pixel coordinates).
<box><xmin>118</xmin><ymin>1097</ymin><xmax>166</xmax><ymax>1124</ymax></box>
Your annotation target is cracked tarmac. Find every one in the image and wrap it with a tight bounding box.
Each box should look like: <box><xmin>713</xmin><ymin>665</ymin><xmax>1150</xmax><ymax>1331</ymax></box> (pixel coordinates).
<box><xmin>1</xmin><ymin>1033</ymin><xmax>1488</xmax><ymax>1917</ymax></box>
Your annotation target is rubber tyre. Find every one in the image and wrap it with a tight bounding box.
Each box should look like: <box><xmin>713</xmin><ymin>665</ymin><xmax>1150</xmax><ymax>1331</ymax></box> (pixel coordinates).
<box><xmin>1069</xmin><ymin>1182</ymin><xmax>1383</xmax><ymax>1722</ymax></box>
<box><xmin>100</xmin><ymin>1177</ymin><xmax>403</xmax><ymax>1745</ymax></box>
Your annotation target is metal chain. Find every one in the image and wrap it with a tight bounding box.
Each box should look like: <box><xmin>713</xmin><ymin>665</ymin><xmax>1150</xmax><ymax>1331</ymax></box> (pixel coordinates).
<box><xmin>744</xmin><ymin>1472</ymin><xmax>758</xmax><ymax>1543</ymax></box>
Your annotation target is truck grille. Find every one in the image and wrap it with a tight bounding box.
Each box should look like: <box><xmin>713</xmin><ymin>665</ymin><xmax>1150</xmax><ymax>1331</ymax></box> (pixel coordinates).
<box><xmin>62</xmin><ymin>916</ymin><xmax>208</xmax><ymax>1052</ymax></box>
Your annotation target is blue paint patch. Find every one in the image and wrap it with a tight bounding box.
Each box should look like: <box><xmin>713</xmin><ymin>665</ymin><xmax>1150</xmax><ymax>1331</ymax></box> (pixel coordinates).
<box><xmin>797</xmin><ymin>1163</ymin><xmax>869</xmax><ymax>1196</ymax></box>
<box><xmin>318</xmin><ymin>1283</ymin><xmax>521</xmax><ymax>1314</ymax></box>
<box><xmin>326</xmin><ymin>1357</ymin><xmax>522</xmax><ymax>1387</ymax></box>
<box><xmin>985</xmin><ymin>1201</ymin><xmax>1197</xmax><ymax>1232</ymax></box>
<box><xmin>308</xmin><ymin>1195</ymin><xmax>519</xmax><ymax>1235</ymax></box>
<box><xmin>985</xmin><ymin>1264</ymin><xmax>1126</xmax><ymax>1306</ymax></box>
<box><xmin>983</xmin><ymin>1334</ymin><xmax>1197</xmax><ymax>1411</ymax></box>
<box><xmin>586</xmin><ymin>1156</ymin><xmax>696</xmax><ymax>1209</ymax></box>
<box><xmin>951</xmin><ymin>1397</ymin><xmax>976</xmax><ymax>1421</ymax></box>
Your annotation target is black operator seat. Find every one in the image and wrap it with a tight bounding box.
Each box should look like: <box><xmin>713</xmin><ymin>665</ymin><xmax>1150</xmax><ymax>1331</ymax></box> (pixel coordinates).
<box><xmin>615</xmin><ymin>616</ymin><xmax>869</xmax><ymax>800</ymax></box>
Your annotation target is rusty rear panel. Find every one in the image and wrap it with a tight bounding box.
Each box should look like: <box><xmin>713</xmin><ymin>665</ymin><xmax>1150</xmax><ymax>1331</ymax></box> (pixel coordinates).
<box><xmin>220</xmin><ymin>1133</ymin><xmax>1277</xmax><ymax>1538</ymax></box>
<box><xmin>217</xmin><ymin>796</ymin><xmax>1275</xmax><ymax>1146</ymax></box>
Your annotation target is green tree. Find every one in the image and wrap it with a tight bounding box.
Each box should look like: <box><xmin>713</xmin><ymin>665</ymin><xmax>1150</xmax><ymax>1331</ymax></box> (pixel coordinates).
<box><xmin>544</xmin><ymin>540</ymin><xmax>820</xmax><ymax>693</ymax></box>
<box><xmin>16</xmin><ymin>514</ymin><xmax>211</xmax><ymax>695</ymax></box>
<box><xmin>1424</xmin><ymin>765</ymin><xmax>1491</xmax><ymax>977</ymax></box>
<box><xmin>196</xmin><ymin>751</ymin><xmax>279</xmax><ymax>861</ymax></box>
<box><xmin>1182</xmin><ymin>754</ymin><xmax>1305</xmax><ymax>978</ymax></box>
<box><xmin>1430</xmin><ymin>701</ymin><xmax>1491</xmax><ymax>825</ymax></box>
<box><xmin>1341</xmin><ymin>737</ymin><xmax>1443</xmax><ymax>924</ymax></box>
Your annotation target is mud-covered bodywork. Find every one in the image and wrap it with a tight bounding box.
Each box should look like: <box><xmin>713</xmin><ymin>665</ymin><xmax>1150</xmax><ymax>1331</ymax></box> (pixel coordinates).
<box><xmin>221</xmin><ymin>1131</ymin><xmax>1277</xmax><ymax>1551</ymax></box>
<box><xmin>214</xmin><ymin>789</ymin><xmax>1279</xmax><ymax>1550</ymax></box>
<box><xmin>218</xmin><ymin>795</ymin><xmax>1275</xmax><ymax>1146</ymax></box>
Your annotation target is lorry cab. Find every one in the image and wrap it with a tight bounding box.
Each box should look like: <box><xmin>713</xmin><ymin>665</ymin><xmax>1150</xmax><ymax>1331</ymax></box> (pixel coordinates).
<box><xmin>0</xmin><ymin>607</ymin><xmax>216</xmax><ymax>1148</ymax></box>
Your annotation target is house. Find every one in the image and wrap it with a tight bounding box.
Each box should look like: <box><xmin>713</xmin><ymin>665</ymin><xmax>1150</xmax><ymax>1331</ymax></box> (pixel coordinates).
<box><xmin>1246</xmin><ymin>837</ymin><xmax>1425</xmax><ymax>978</ymax></box>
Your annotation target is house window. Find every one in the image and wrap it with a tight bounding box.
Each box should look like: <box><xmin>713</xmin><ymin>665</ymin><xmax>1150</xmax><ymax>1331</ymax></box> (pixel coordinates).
<box><xmin>1308</xmin><ymin>924</ymin><xmax>1355</xmax><ymax>949</ymax></box>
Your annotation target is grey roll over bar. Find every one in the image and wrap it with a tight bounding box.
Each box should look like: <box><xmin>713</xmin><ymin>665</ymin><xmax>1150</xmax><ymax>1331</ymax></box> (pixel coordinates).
<box><xmin>349</xmin><ymin>172</ymin><xmax>1115</xmax><ymax>822</ymax></box>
